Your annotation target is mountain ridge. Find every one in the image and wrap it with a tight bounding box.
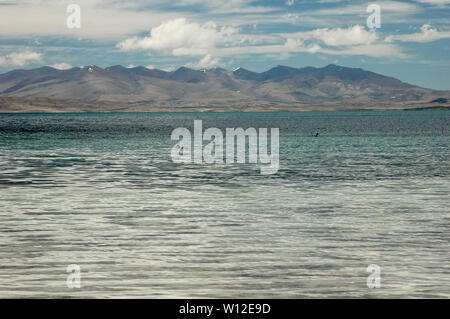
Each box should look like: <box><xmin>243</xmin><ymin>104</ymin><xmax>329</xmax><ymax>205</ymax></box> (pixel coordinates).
<box><xmin>0</xmin><ymin>64</ymin><xmax>449</xmax><ymax>112</ymax></box>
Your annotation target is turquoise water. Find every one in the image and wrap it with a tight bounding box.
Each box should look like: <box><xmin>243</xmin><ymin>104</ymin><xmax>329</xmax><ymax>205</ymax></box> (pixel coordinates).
<box><xmin>0</xmin><ymin>111</ymin><xmax>449</xmax><ymax>298</ymax></box>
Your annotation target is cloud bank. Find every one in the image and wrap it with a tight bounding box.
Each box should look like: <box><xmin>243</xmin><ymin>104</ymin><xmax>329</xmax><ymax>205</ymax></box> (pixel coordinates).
<box><xmin>0</xmin><ymin>51</ymin><xmax>42</xmax><ymax>66</ymax></box>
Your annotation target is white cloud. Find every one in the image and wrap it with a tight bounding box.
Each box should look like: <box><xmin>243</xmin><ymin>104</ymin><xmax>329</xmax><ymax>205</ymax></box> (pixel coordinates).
<box><xmin>0</xmin><ymin>51</ymin><xmax>42</xmax><ymax>66</ymax></box>
<box><xmin>160</xmin><ymin>65</ymin><xmax>177</xmax><ymax>72</ymax></box>
<box><xmin>117</xmin><ymin>20</ymin><xmax>404</xmax><ymax>61</ymax></box>
<box><xmin>117</xmin><ymin>18</ymin><xmax>236</xmax><ymax>56</ymax></box>
<box><xmin>310</xmin><ymin>1</ymin><xmax>419</xmax><ymax>15</ymax></box>
<box><xmin>284</xmin><ymin>25</ymin><xmax>377</xmax><ymax>47</ymax></box>
<box><xmin>284</xmin><ymin>38</ymin><xmax>304</xmax><ymax>49</ymax></box>
<box><xmin>186</xmin><ymin>54</ymin><xmax>221</xmax><ymax>69</ymax></box>
<box><xmin>324</xmin><ymin>43</ymin><xmax>409</xmax><ymax>58</ymax></box>
<box><xmin>174</xmin><ymin>0</ymin><xmax>247</xmax><ymax>8</ymax></box>
<box><xmin>174</xmin><ymin>0</ymin><xmax>278</xmax><ymax>14</ymax></box>
<box><xmin>50</xmin><ymin>62</ymin><xmax>72</xmax><ymax>70</ymax></box>
<box><xmin>385</xmin><ymin>24</ymin><xmax>450</xmax><ymax>42</ymax></box>
<box><xmin>412</xmin><ymin>0</ymin><xmax>450</xmax><ymax>5</ymax></box>
<box><xmin>311</xmin><ymin>25</ymin><xmax>377</xmax><ymax>46</ymax></box>
<box><xmin>214</xmin><ymin>41</ymin><xmax>405</xmax><ymax>59</ymax></box>
<box><xmin>296</xmin><ymin>1</ymin><xmax>420</xmax><ymax>26</ymax></box>
<box><xmin>0</xmin><ymin>0</ymin><xmax>179</xmax><ymax>39</ymax></box>
<box><xmin>276</xmin><ymin>25</ymin><xmax>407</xmax><ymax>58</ymax></box>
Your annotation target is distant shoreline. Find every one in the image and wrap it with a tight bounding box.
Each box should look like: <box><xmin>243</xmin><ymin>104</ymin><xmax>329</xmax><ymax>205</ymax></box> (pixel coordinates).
<box><xmin>0</xmin><ymin>96</ymin><xmax>449</xmax><ymax>113</ymax></box>
<box><xmin>0</xmin><ymin>107</ymin><xmax>448</xmax><ymax>113</ymax></box>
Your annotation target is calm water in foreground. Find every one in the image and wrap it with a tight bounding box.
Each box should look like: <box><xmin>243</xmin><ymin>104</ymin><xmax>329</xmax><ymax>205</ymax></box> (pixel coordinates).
<box><xmin>0</xmin><ymin>111</ymin><xmax>449</xmax><ymax>298</ymax></box>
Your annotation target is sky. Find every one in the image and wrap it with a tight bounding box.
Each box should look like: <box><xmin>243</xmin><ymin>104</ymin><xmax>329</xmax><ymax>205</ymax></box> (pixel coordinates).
<box><xmin>0</xmin><ymin>0</ymin><xmax>449</xmax><ymax>89</ymax></box>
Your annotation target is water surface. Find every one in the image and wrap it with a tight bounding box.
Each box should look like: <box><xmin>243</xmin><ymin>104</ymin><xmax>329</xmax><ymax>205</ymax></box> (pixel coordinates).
<box><xmin>0</xmin><ymin>111</ymin><xmax>449</xmax><ymax>298</ymax></box>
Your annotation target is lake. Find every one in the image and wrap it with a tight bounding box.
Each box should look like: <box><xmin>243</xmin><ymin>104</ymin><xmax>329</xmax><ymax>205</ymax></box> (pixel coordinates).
<box><xmin>0</xmin><ymin>111</ymin><xmax>448</xmax><ymax>298</ymax></box>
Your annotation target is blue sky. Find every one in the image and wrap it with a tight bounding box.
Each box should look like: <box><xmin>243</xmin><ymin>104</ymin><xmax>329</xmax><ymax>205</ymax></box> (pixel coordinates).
<box><xmin>0</xmin><ymin>0</ymin><xmax>449</xmax><ymax>89</ymax></box>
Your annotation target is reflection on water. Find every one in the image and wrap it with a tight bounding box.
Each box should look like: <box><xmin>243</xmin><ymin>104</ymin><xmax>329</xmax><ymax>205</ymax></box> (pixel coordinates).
<box><xmin>0</xmin><ymin>111</ymin><xmax>449</xmax><ymax>298</ymax></box>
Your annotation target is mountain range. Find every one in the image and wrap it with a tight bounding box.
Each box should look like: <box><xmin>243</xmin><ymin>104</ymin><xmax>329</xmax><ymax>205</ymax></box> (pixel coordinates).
<box><xmin>0</xmin><ymin>64</ymin><xmax>449</xmax><ymax>112</ymax></box>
